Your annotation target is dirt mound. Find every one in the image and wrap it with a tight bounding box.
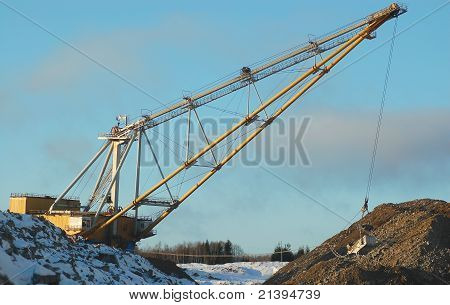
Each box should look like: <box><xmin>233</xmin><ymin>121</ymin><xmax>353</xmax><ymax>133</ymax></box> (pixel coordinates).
<box><xmin>265</xmin><ymin>199</ymin><xmax>449</xmax><ymax>284</ymax></box>
<box><xmin>0</xmin><ymin>211</ymin><xmax>196</xmax><ymax>284</ymax></box>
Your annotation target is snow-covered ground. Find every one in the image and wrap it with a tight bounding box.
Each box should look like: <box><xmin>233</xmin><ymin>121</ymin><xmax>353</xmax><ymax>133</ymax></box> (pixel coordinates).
<box><xmin>0</xmin><ymin>210</ymin><xmax>287</xmax><ymax>285</ymax></box>
<box><xmin>178</xmin><ymin>262</ymin><xmax>287</xmax><ymax>285</ymax></box>
<box><xmin>0</xmin><ymin>211</ymin><xmax>195</xmax><ymax>285</ymax></box>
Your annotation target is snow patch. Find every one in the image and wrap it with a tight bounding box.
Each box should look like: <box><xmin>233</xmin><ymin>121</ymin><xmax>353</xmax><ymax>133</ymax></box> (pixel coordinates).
<box><xmin>0</xmin><ymin>211</ymin><xmax>196</xmax><ymax>285</ymax></box>
<box><xmin>34</xmin><ymin>265</ymin><xmax>56</xmax><ymax>276</ymax></box>
<box><xmin>178</xmin><ymin>262</ymin><xmax>287</xmax><ymax>285</ymax></box>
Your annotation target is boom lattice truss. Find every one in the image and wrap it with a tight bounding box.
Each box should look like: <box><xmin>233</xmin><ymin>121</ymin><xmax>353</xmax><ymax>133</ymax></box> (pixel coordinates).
<box><xmin>47</xmin><ymin>3</ymin><xmax>406</xmax><ymax>242</ymax></box>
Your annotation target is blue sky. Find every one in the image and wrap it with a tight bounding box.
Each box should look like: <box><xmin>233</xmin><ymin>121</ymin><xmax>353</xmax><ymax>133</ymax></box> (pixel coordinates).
<box><xmin>1</xmin><ymin>0</ymin><xmax>449</xmax><ymax>253</ymax></box>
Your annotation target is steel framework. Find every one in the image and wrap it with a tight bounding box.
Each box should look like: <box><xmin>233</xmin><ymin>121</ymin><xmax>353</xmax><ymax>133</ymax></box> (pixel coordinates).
<box><xmin>47</xmin><ymin>3</ymin><xmax>406</xmax><ymax>242</ymax></box>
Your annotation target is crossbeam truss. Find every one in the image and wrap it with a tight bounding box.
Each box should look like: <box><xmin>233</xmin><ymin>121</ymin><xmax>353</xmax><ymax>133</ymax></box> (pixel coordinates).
<box><xmin>48</xmin><ymin>3</ymin><xmax>406</xmax><ymax>241</ymax></box>
<box><xmin>98</xmin><ymin>3</ymin><xmax>405</xmax><ymax>140</ymax></box>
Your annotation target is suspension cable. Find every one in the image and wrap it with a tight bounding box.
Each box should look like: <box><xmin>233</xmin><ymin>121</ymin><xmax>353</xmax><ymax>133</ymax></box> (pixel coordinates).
<box><xmin>363</xmin><ymin>18</ymin><xmax>398</xmax><ymax>209</ymax></box>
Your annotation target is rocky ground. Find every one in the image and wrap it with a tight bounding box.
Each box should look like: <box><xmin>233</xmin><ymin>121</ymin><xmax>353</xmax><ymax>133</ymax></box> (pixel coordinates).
<box><xmin>0</xmin><ymin>211</ymin><xmax>196</xmax><ymax>284</ymax></box>
<box><xmin>265</xmin><ymin>199</ymin><xmax>449</xmax><ymax>285</ymax></box>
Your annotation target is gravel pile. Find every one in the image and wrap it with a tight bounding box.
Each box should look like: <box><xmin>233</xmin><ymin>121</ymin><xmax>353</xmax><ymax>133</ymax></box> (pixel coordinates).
<box><xmin>0</xmin><ymin>211</ymin><xmax>196</xmax><ymax>285</ymax></box>
<box><xmin>265</xmin><ymin>199</ymin><xmax>449</xmax><ymax>284</ymax></box>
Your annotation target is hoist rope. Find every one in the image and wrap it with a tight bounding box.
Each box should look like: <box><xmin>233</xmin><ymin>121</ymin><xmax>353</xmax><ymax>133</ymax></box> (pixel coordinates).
<box><xmin>364</xmin><ymin>18</ymin><xmax>398</xmax><ymax>205</ymax></box>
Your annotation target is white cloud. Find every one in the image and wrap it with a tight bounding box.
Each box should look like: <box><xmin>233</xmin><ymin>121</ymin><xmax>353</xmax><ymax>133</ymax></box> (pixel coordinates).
<box><xmin>25</xmin><ymin>13</ymin><xmax>220</xmax><ymax>94</ymax></box>
<box><xmin>270</xmin><ymin>106</ymin><xmax>450</xmax><ymax>169</ymax></box>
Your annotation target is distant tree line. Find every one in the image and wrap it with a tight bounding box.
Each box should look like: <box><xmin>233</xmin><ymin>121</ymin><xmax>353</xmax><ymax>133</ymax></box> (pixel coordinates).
<box><xmin>138</xmin><ymin>240</ymin><xmax>310</xmax><ymax>265</ymax></box>
<box><xmin>270</xmin><ymin>243</ymin><xmax>310</xmax><ymax>262</ymax></box>
<box><xmin>139</xmin><ymin>240</ymin><xmax>245</xmax><ymax>264</ymax></box>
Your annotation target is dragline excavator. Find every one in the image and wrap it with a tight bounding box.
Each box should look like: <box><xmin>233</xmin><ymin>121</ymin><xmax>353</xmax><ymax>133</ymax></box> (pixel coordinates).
<box><xmin>9</xmin><ymin>3</ymin><xmax>406</xmax><ymax>249</ymax></box>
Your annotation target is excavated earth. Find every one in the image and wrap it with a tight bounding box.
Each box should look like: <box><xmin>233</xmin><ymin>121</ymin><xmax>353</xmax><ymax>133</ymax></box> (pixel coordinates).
<box><xmin>0</xmin><ymin>211</ymin><xmax>196</xmax><ymax>285</ymax></box>
<box><xmin>265</xmin><ymin>199</ymin><xmax>449</xmax><ymax>285</ymax></box>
